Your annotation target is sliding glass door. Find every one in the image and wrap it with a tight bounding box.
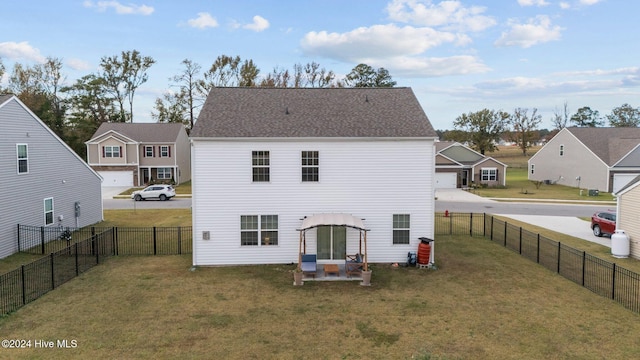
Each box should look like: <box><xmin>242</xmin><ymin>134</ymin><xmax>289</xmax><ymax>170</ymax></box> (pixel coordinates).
<box><xmin>317</xmin><ymin>225</ymin><xmax>346</xmax><ymax>260</ymax></box>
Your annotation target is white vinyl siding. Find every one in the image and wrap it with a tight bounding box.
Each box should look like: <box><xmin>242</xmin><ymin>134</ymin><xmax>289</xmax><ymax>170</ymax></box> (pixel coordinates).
<box><xmin>192</xmin><ymin>139</ymin><xmax>435</xmax><ymax>265</ymax></box>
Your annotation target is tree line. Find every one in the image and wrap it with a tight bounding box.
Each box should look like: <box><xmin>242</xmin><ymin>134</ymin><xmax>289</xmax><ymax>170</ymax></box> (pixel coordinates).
<box><xmin>0</xmin><ymin>51</ymin><xmax>396</xmax><ymax>158</ymax></box>
<box><xmin>440</xmin><ymin>101</ymin><xmax>640</xmax><ymax>156</ymax></box>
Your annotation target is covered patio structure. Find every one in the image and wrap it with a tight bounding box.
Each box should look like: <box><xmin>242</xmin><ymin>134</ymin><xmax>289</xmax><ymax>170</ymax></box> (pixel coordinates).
<box><xmin>296</xmin><ymin>213</ymin><xmax>370</xmax><ymax>282</ymax></box>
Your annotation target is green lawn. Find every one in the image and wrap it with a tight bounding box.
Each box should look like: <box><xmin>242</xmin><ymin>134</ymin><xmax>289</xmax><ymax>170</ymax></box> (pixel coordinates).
<box><xmin>2</xmin><ymin>234</ymin><xmax>640</xmax><ymax>359</ymax></box>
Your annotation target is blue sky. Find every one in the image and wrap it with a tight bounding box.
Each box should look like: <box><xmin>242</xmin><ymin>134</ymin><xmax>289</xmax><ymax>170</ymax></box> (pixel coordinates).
<box><xmin>1</xmin><ymin>0</ymin><xmax>637</xmax><ymax>130</ymax></box>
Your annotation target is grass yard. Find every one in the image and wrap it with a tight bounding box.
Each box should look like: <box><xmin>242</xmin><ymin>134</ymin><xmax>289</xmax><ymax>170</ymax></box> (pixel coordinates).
<box><xmin>2</xmin><ymin>234</ymin><xmax>640</xmax><ymax>359</ymax></box>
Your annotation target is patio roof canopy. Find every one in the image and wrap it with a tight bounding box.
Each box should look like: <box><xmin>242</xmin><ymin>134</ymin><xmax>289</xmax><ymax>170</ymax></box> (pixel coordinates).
<box><xmin>298</xmin><ymin>213</ymin><xmax>369</xmax><ymax>231</ymax></box>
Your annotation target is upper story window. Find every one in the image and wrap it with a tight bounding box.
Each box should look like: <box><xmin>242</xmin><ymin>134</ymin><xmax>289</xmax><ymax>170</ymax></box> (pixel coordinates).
<box><xmin>104</xmin><ymin>145</ymin><xmax>121</xmax><ymax>158</ymax></box>
<box><xmin>301</xmin><ymin>151</ymin><xmax>319</xmax><ymax>182</ymax></box>
<box><xmin>144</xmin><ymin>146</ymin><xmax>154</xmax><ymax>157</ymax></box>
<box><xmin>481</xmin><ymin>168</ymin><xmax>497</xmax><ymax>181</ymax></box>
<box><xmin>44</xmin><ymin>198</ymin><xmax>54</xmax><ymax>226</ymax></box>
<box><xmin>393</xmin><ymin>214</ymin><xmax>410</xmax><ymax>245</ymax></box>
<box><xmin>160</xmin><ymin>145</ymin><xmax>170</xmax><ymax>157</ymax></box>
<box><xmin>559</xmin><ymin>144</ymin><xmax>564</xmax><ymax>156</ymax></box>
<box><xmin>17</xmin><ymin>144</ymin><xmax>28</xmax><ymax>174</ymax></box>
<box><xmin>252</xmin><ymin>151</ymin><xmax>270</xmax><ymax>182</ymax></box>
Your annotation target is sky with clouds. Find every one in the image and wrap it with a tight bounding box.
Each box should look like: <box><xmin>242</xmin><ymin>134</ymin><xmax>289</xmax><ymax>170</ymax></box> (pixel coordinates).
<box><xmin>0</xmin><ymin>0</ymin><xmax>637</xmax><ymax>130</ymax></box>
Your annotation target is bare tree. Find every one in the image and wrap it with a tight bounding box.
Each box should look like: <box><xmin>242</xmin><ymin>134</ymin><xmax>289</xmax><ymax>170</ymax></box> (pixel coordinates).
<box><xmin>510</xmin><ymin>107</ymin><xmax>542</xmax><ymax>156</ymax></box>
<box><xmin>551</xmin><ymin>101</ymin><xmax>569</xmax><ymax>130</ymax></box>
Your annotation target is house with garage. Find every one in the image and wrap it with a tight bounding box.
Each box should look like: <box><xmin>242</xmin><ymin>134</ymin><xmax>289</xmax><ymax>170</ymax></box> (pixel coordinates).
<box><xmin>0</xmin><ymin>95</ymin><xmax>103</xmax><ymax>259</ymax></box>
<box><xmin>435</xmin><ymin>141</ymin><xmax>507</xmax><ymax>188</ymax></box>
<box><xmin>614</xmin><ymin>175</ymin><xmax>640</xmax><ymax>260</ymax></box>
<box><xmin>86</xmin><ymin>123</ymin><xmax>191</xmax><ymax>187</ymax></box>
<box><xmin>190</xmin><ymin>87</ymin><xmax>437</xmax><ymax>267</ymax></box>
<box><xmin>528</xmin><ymin>127</ymin><xmax>640</xmax><ymax>193</ymax></box>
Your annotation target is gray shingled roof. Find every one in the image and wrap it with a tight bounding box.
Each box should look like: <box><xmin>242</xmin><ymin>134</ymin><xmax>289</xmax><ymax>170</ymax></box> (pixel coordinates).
<box><xmin>191</xmin><ymin>87</ymin><xmax>437</xmax><ymax>138</ymax></box>
<box><xmin>91</xmin><ymin>122</ymin><xmax>185</xmax><ymax>142</ymax></box>
<box><xmin>0</xmin><ymin>94</ymin><xmax>13</xmax><ymax>105</ymax></box>
<box><xmin>567</xmin><ymin>127</ymin><xmax>640</xmax><ymax>165</ymax></box>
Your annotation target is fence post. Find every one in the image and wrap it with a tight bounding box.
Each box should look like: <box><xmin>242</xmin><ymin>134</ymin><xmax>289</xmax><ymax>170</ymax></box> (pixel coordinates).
<box><xmin>449</xmin><ymin>213</ymin><xmax>453</xmax><ymax>235</ymax></box>
<box><xmin>75</xmin><ymin>242</ymin><xmax>79</xmax><ymax>276</ymax></box>
<box><xmin>94</xmin><ymin>236</ymin><xmax>99</xmax><ymax>264</ymax></box>
<box><xmin>519</xmin><ymin>227</ymin><xmax>523</xmax><ymax>254</ymax></box>
<box><xmin>113</xmin><ymin>227</ymin><xmax>118</xmax><ymax>256</ymax></box>
<box><xmin>557</xmin><ymin>242</ymin><xmax>561</xmax><ymax>274</ymax></box>
<box><xmin>503</xmin><ymin>221</ymin><xmax>507</xmax><ymax>247</ymax></box>
<box><xmin>582</xmin><ymin>251</ymin><xmax>586</xmax><ymax>286</ymax></box>
<box><xmin>178</xmin><ymin>227</ymin><xmax>182</xmax><ymax>255</ymax></box>
<box><xmin>153</xmin><ymin>227</ymin><xmax>157</xmax><ymax>255</ymax></box>
<box><xmin>469</xmin><ymin>213</ymin><xmax>473</xmax><ymax>236</ymax></box>
<box><xmin>483</xmin><ymin>213</ymin><xmax>486</xmax><ymax>237</ymax></box>
<box><xmin>612</xmin><ymin>263</ymin><xmax>617</xmax><ymax>300</ymax></box>
<box><xmin>21</xmin><ymin>265</ymin><xmax>26</xmax><ymax>306</ymax></box>
<box><xmin>537</xmin><ymin>234</ymin><xmax>540</xmax><ymax>263</ymax></box>
<box><xmin>41</xmin><ymin>227</ymin><xmax>45</xmax><ymax>254</ymax></box>
<box><xmin>17</xmin><ymin>224</ymin><xmax>21</xmax><ymax>252</ymax></box>
<box><xmin>490</xmin><ymin>216</ymin><xmax>494</xmax><ymax>240</ymax></box>
<box><xmin>50</xmin><ymin>252</ymin><xmax>55</xmax><ymax>290</ymax></box>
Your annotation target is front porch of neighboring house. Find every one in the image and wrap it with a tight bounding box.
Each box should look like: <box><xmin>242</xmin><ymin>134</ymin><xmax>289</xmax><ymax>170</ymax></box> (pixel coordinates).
<box><xmin>296</xmin><ymin>213</ymin><xmax>370</xmax><ymax>283</ymax></box>
<box><xmin>138</xmin><ymin>166</ymin><xmax>178</xmax><ymax>186</ymax></box>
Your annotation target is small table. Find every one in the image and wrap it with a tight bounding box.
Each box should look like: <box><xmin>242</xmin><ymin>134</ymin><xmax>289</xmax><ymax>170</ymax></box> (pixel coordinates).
<box><xmin>323</xmin><ymin>264</ymin><xmax>339</xmax><ymax>277</ymax></box>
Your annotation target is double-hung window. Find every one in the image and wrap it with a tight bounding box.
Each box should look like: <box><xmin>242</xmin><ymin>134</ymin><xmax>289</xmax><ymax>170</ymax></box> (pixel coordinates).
<box><xmin>44</xmin><ymin>198</ymin><xmax>54</xmax><ymax>226</ymax></box>
<box><xmin>481</xmin><ymin>168</ymin><xmax>497</xmax><ymax>181</ymax></box>
<box><xmin>241</xmin><ymin>215</ymin><xmax>278</xmax><ymax>246</ymax></box>
<box><xmin>301</xmin><ymin>151</ymin><xmax>319</xmax><ymax>182</ymax></box>
<box><xmin>157</xmin><ymin>167</ymin><xmax>172</xmax><ymax>179</ymax></box>
<box><xmin>559</xmin><ymin>144</ymin><xmax>565</xmax><ymax>156</ymax></box>
<box><xmin>104</xmin><ymin>145</ymin><xmax>121</xmax><ymax>158</ymax></box>
<box><xmin>144</xmin><ymin>146</ymin><xmax>154</xmax><ymax>157</ymax></box>
<box><xmin>160</xmin><ymin>145</ymin><xmax>170</xmax><ymax>157</ymax></box>
<box><xmin>17</xmin><ymin>144</ymin><xmax>28</xmax><ymax>174</ymax></box>
<box><xmin>252</xmin><ymin>151</ymin><xmax>270</xmax><ymax>182</ymax></box>
<box><xmin>393</xmin><ymin>214</ymin><xmax>410</xmax><ymax>245</ymax></box>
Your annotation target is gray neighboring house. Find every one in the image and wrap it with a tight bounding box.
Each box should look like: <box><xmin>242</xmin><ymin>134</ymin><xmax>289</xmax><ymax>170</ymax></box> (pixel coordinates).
<box><xmin>528</xmin><ymin>127</ymin><xmax>640</xmax><ymax>193</ymax></box>
<box><xmin>435</xmin><ymin>141</ymin><xmax>507</xmax><ymax>188</ymax></box>
<box><xmin>86</xmin><ymin>123</ymin><xmax>191</xmax><ymax>187</ymax></box>
<box><xmin>0</xmin><ymin>95</ymin><xmax>103</xmax><ymax>259</ymax></box>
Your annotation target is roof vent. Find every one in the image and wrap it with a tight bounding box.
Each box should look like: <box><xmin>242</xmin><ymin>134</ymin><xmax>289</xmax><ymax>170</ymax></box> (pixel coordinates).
<box><xmin>285</xmin><ymin>107</ymin><xmax>289</xmax><ymax>115</ymax></box>
<box><xmin>365</xmin><ymin>95</ymin><xmax>369</xmax><ymax>103</ymax></box>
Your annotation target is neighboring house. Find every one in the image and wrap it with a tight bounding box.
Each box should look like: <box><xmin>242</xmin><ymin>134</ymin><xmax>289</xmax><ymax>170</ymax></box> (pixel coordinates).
<box><xmin>528</xmin><ymin>127</ymin><xmax>640</xmax><ymax>193</ymax></box>
<box><xmin>614</xmin><ymin>175</ymin><xmax>640</xmax><ymax>260</ymax></box>
<box><xmin>435</xmin><ymin>141</ymin><xmax>507</xmax><ymax>188</ymax></box>
<box><xmin>86</xmin><ymin>123</ymin><xmax>191</xmax><ymax>187</ymax></box>
<box><xmin>0</xmin><ymin>95</ymin><xmax>103</xmax><ymax>259</ymax></box>
<box><xmin>190</xmin><ymin>87</ymin><xmax>438</xmax><ymax>266</ymax></box>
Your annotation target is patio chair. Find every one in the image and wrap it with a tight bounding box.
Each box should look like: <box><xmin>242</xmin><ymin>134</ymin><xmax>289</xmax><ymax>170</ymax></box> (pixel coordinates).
<box><xmin>345</xmin><ymin>253</ymin><xmax>364</xmax><ymax>276</ymax></box>
<box><xmin>300</xmin><ymin>254</ymin><xmax>317</xmax><ymax>278</ymax></box>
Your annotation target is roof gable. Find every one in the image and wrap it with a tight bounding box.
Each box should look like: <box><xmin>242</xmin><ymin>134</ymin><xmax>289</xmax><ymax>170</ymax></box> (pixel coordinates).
<box><xmin>438</xmin><ymin>143</ymin><xmax>484</xmax><ymax>165</ymax></box>
<box><xmin>89</xmin><ymin>123</ymin><xmax>185</xmax><ymax>143</ymax></box>
<box><xmin>567</xmin><ymin>127</ymin><xmax>640</xmax><ymax>165</ymax></box>
<box><xmin>191</xmin><ymin>87</ymin><xmax>437</xmax><ymax>138</ymax></box>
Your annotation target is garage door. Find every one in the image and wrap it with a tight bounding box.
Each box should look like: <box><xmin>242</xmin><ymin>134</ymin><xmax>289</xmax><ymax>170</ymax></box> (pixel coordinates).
<box><xmin>99</xmin><ymin>171</ymin><xmax>133</xmax><ymax>187</ymax></box>
<box><xmin>613</xmin><ymin>174</ymin><xmax>639</xmax><ymax>194</ymax></box>
<box><xmin>435</xmin><ymin>173</ymin><xmax>457</xmax><ymax>189</ymax></box>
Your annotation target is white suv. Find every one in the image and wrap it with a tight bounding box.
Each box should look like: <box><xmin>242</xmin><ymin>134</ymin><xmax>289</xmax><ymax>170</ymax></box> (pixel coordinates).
<box><xmin>131</xmin><ymin>184</ymin><xmax>176</xmax><ymax>201</ymax></box>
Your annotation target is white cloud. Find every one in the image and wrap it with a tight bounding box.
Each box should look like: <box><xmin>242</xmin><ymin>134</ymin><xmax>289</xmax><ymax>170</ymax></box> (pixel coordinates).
<box><xmin>302</xmin><ymin>24</ymin><xmax>460</xmax><ymax>61</ymax></box>
<box><xmin>83</xmin><ymin>1</ymin><xmax>154</xmax><ymax>15</ymax></box>
<box><xmin>0</xmin><ymin>41</ymin><xmax>46</xmax><ymax>63</ymax></box>
<box><xmin>66</xmin><ymin>58</ymin><xmax>92</xmax><ymax>71</ymax></box>
<box><xmin>559</xmin><ymin>2</ymin><xmax>571</xmax><ymax>9</ymax></box>
<box><xmin>518</xmin><ymin>0</ymin><xmax>550</xmax><ymax>6</ymax></box>
<box><xmin>187</xmin><ymin>12</ymin><xmax>219</xmax><ymax>29</ymax></box>
<box><xmin>389</xmin><ymin>55</ymin><xmax>490</xmax><ymax>77</ymax></box>
<box><xmin>494</xmin><ymin>15</ymin><xmax>563</xmax><ymax>48</ymax></box>
<box><xmin>386</xmin><ymin>0</ymin><xmax>496</xmax><ymax>32</ymax></box>
<box><xmin>243</xmin><ymin>15</ymin><xmax>270</xmax><ymax>32</ymax></box>
<box><xmin>580</xmin><ymin>0</ymin><xmax>602</xmax><ymax>5</ymax></box>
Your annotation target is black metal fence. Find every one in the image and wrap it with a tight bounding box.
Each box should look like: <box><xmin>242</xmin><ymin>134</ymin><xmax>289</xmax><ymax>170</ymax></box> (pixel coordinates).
<box><xmin>1</xmin><ymin>228</ymin><xmax>114</xmax><ymax>315</ymax></box>
<box><xmin>435</xmin><ymin>212</ymin><xmax>640</xmax><ymax>314</ymax></box>
<box><xmin>18</xmin><ymin>225</ymin><xmax>192</xmax><ymax>255</ymax></box>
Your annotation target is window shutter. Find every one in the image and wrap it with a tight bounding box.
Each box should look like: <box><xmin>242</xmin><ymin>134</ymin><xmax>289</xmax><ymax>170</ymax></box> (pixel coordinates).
<box><xmin>119</xmin><ymin>146</ymin><xmax>123</xmax><ymax>157</ymax></box>
<box><xmin>168</xmin><ymin>146</ymin><xmax>171</xmax><ymax>157</ymax></box>
<box><xmin>102</xmin><ymin>146</ymin><xmax>105</xmax><ymax>157</ymax></box>
<box><xmin>153</xmin><ymin>146</ymin><xmax>156</xmax><ymax>157</ymax></box>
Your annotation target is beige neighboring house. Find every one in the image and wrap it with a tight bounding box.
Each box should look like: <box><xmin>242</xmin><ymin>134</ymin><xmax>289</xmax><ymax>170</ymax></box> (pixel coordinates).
<box><xmin>435</xmin><ymin>141</ymin><xmax>507</xmax><ymax>188</ymax></box>
<box><xmin>528</xmin><ymin>127</ymin><xmax>640</xmax><ymax>193</ymax></box>
<box><xmin>86</xmin><ymin>123</ymin><xmax>191</xmax><ymax>187</ymax></box>
<box><xmin>614</xmin><ymin>175</ymin><xmax>640</xmax><ymax>260</ymax></box>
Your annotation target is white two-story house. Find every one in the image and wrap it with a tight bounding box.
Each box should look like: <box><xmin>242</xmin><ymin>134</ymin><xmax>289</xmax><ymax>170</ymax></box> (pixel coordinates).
<box><xmin>190</xmin><ymin>87</ymin><xmax>438</xmax><ymax>266</ymax></box>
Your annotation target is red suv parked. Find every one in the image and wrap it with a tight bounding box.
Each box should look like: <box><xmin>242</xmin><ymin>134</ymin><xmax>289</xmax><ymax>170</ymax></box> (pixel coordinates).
<box><xmin>591</xmin><ymin>211</ymin><xmax>616</xmax><ymax>237</ymax></box>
